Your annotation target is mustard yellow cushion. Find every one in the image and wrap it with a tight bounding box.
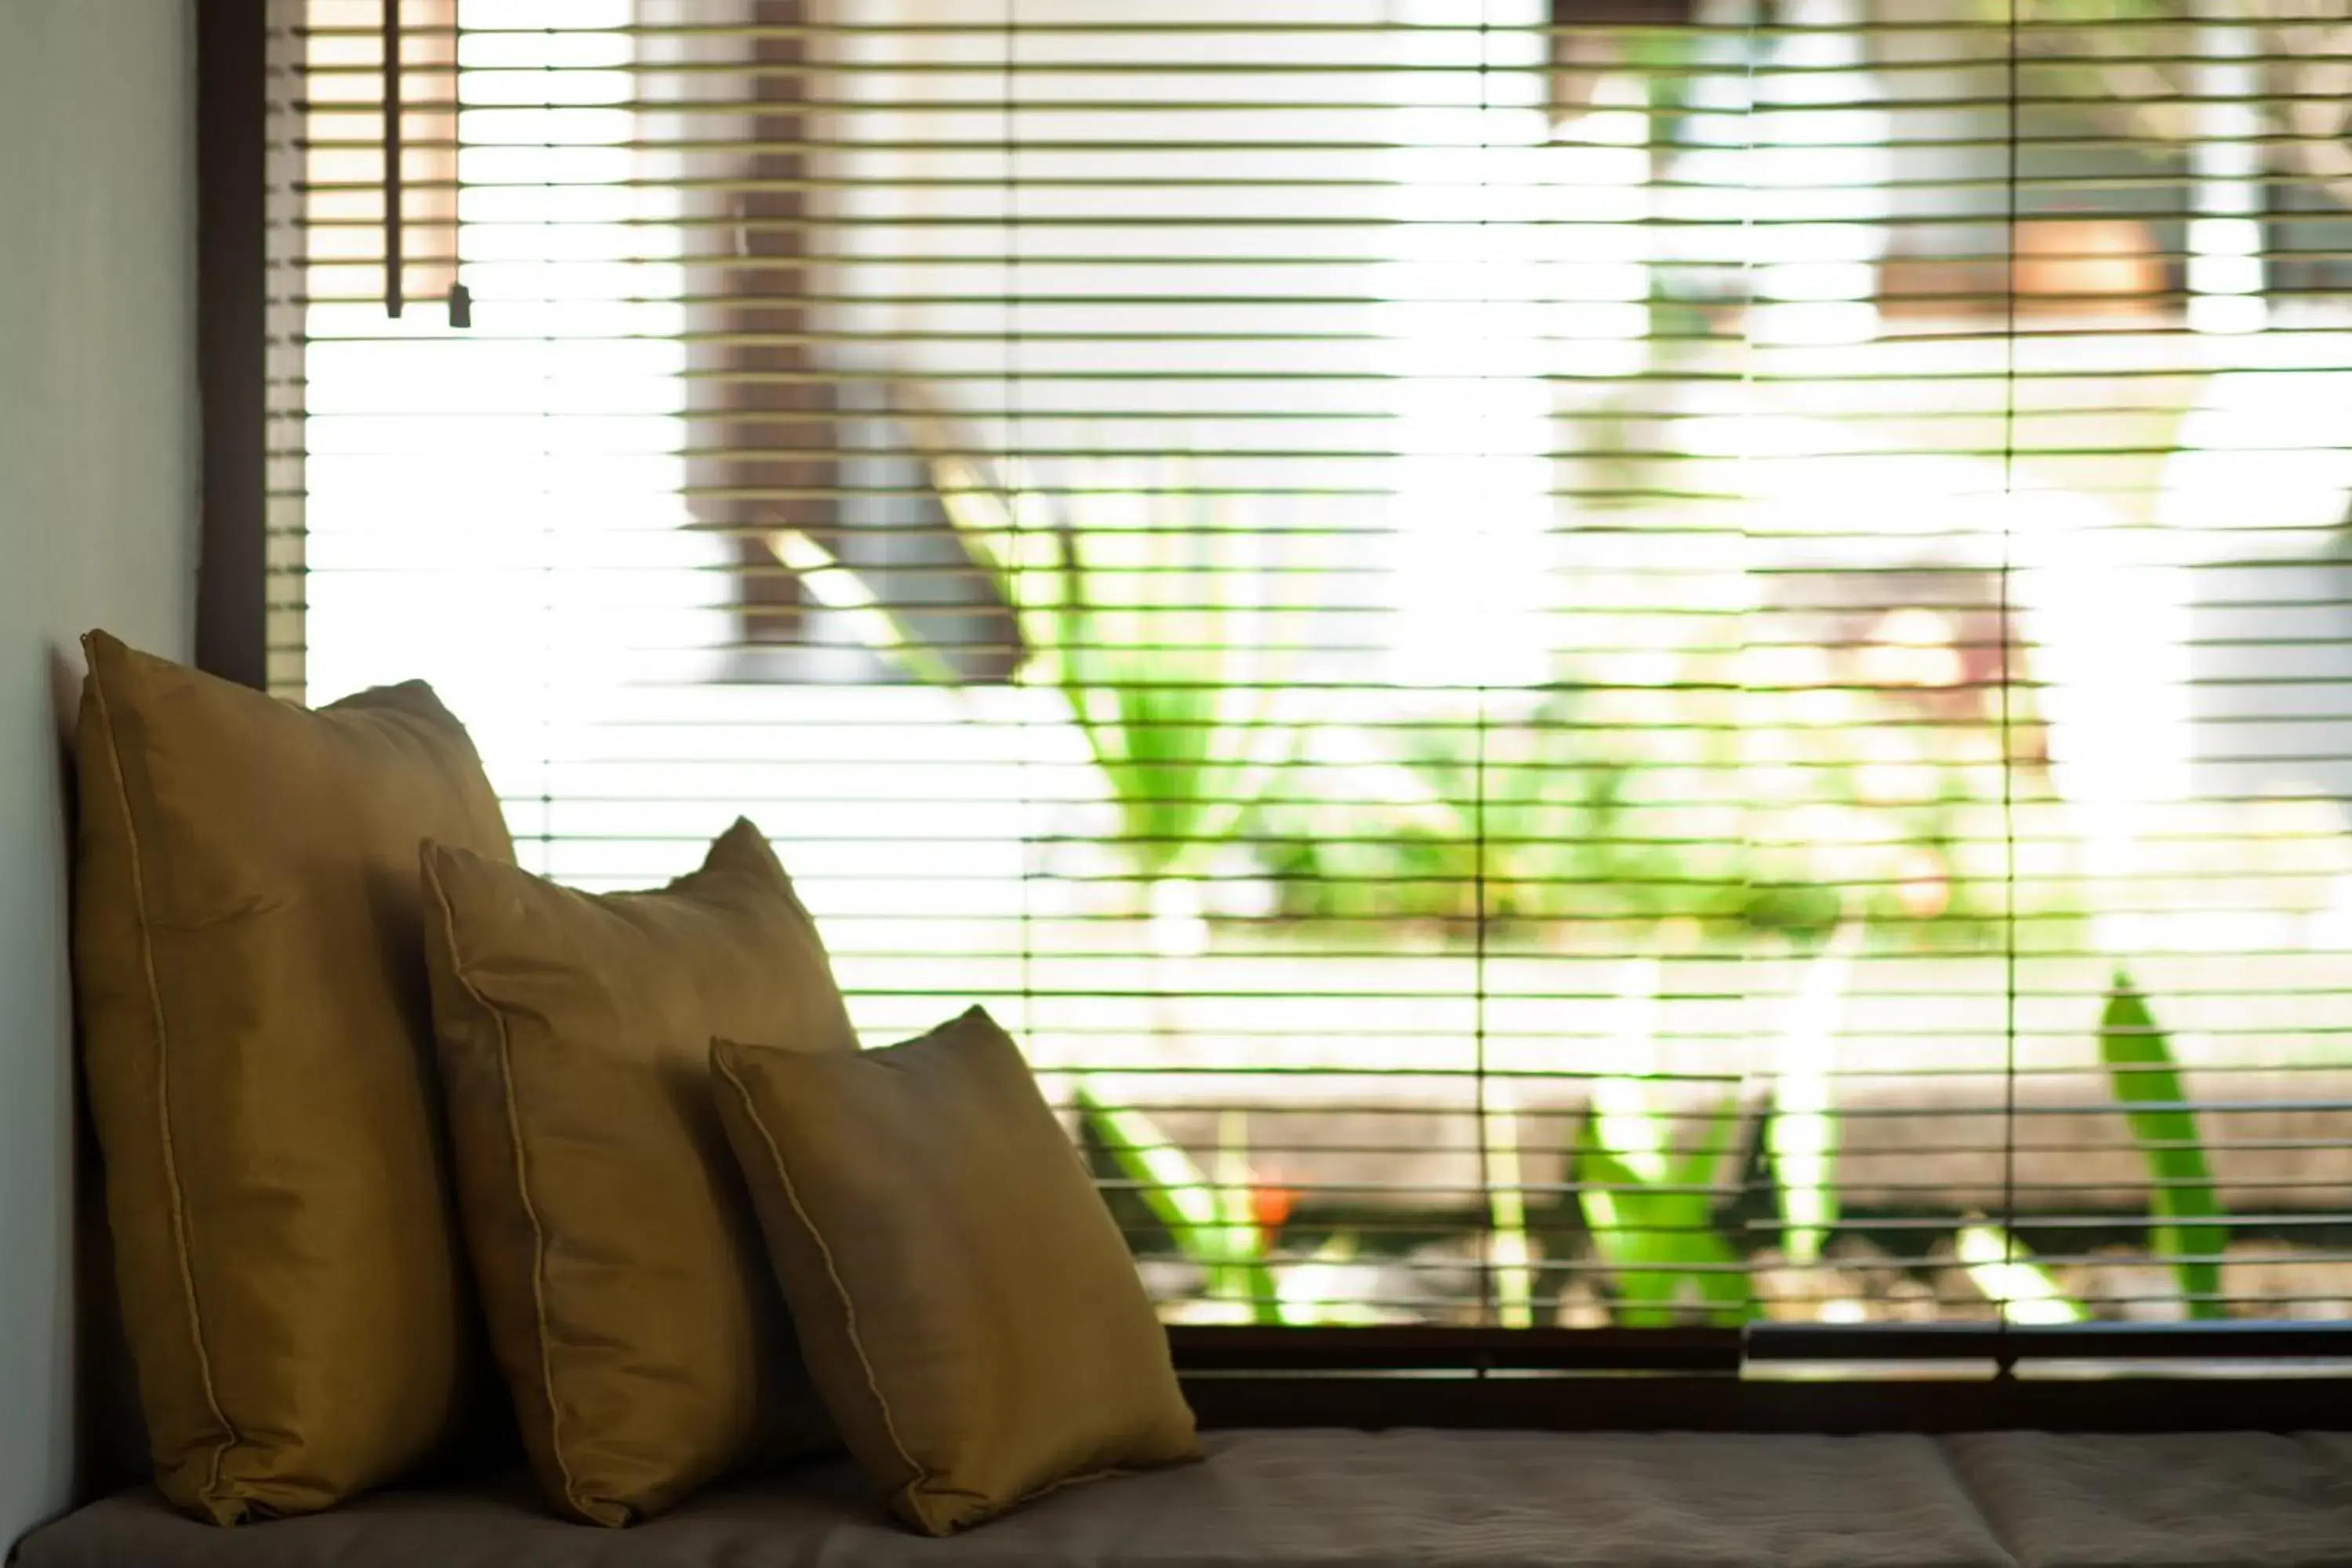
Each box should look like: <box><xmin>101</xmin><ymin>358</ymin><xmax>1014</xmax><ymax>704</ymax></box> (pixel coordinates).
<box><xmin>72</xmin><ymin>630</ymin><xmax>514</xmax><ymax>1525</ymax></box>
<box><xmin>712</xmin><ymin>1008</ymin><xmax>1200</xmax><ymax>1536</ymax></box>
<box><xmin>422</xmin><ymin>821</ymin><xmax>854</xmax><ymax>1526</ymax></box>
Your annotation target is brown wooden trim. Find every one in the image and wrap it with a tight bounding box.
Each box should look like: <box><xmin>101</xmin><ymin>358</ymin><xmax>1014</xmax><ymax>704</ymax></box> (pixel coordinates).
<box><xmin>196</xmin><ymin>0</ymin><xmax>267</xmax><ymax>688</ymax></box>
<box><xmin>1183</xmin><ymin>1374</ymin><xmax>2352</xmax><ymax>1433</ymax></box>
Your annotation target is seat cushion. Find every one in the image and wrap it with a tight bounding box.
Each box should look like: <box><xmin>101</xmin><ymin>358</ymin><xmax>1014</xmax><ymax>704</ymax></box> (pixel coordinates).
<box><xmin>0</xmin><ymin>1428</ymin><xmax>2049</xmax><ymax>1568</ymax></box>
<box><xmin>1943</xmin><ymin>1430</ymin><xmax>2352</xmax><ymax>1567</ymax></box>
<box><xmin>423</xmin><ymin>820</ymin><xmax>857</xmax><ymax>1526</ymax></box>
<box><xmin>25</xmin><ymin>1429</ymin><xmax>2352</xmax><ymax>1567</ymax></box>
<box><xmin>72</xmin><ymin>630</ymin><xmax>515</xmax><ymax>1524</ymax></box>
<box><xmin>713</xmin><ymin>1009</ymin><xmax>1200</xmax><ymax>1534</ymax></box>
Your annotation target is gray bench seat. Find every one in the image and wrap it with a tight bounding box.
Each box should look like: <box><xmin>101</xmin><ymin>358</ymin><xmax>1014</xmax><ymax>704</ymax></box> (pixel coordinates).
<box><xmin>20</xmin><ymin>1429</ymin><xmax>2352</xmax><ymax>1568</ymax></box>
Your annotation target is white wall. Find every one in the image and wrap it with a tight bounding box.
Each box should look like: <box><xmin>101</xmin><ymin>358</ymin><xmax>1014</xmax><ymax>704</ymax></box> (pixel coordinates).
<box><xmin>0</xmin><ymin>0</ymin><xmax>197</xmax><ymax>1544</ymax></box>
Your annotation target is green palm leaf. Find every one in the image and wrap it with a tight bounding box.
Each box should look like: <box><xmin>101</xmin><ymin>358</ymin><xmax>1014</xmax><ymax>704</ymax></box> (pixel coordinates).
<box><xmin>2100</xmin><ymin>973</ymin><xmax>2227</xmax><ymax>1319</ymax></box>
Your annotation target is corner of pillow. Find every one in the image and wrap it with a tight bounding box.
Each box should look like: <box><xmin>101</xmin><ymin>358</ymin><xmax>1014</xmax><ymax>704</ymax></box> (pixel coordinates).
<box><xmin>554</xmin><ymin>1480</ymin><xmax>634</xmax><ymax>1530</ymax></box>
<box><xmin>895</xmin><ymin>1479</ymin><xmax>998</xmax><ymax>1539</ymax></box>
<box><xmin>79</xmin><ymin>626</ymin><xmax>130</xmax><ymax>675</ymax></box>
<box><xmin>418</xmin><ymin>835</ymin><xmax>469</xmax><ymax>891</ymax></box>
<box><xmin>708</xmin><ymin>817</ymin><xmax>775</xmax><ymax>867</ymax></box>
<box><xmin>419</xmin><ymin>838</ymin><xmax>510</xmax><ymax>924</ymax></box>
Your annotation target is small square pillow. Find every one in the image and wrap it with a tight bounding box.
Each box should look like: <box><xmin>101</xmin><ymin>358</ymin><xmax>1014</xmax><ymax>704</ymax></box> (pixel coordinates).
<box><xmin>422</xmin><ymin>820</ymin><xmax>853</xmax><ymax>1526</ymax></box>
<box><xmin>73</xmin><ymin>630</ymin><xmax>515</xmax><ymax>1524</ymax></box>
<box><xmin>711</xmin><ymin>1007</ymin><xmax>1200</xmax><ymax>1536</ymax></box>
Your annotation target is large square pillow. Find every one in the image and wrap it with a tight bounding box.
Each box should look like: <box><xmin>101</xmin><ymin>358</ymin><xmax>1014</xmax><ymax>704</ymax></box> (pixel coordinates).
<box><xmin>712</xmin><ymin>1007</ymin><xmax>1200</xmax><ymax>1536</ymax></box>
<box><xmin>73</xmin><ymin>630</ymin><xmax>515</xmax><ymax>1523</ymax></box>
<box><xmin>422</xmin><ymin>820</ymin><xmax>854</xmax><ymax>1525</ymax></box>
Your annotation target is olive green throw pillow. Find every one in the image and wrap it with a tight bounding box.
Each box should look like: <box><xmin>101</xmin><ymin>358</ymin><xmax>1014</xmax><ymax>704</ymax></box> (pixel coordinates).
<box><xmin>712</xmin><ymin>1008</ymin><xmax>1200</xmax><ymax>1537</ymax></box>
<box><xmin>422</xmin><ymin>822</ymin><xmax>855</xmax><ymax>1526</ymax></box>
<box><xmin>74</xmin><ymin>631</ymin><xmax>515</xmax><ymax>1524</ymax></box>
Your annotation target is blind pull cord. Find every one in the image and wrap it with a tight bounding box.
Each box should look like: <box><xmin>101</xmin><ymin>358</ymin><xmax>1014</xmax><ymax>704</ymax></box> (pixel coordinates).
<box><xmin>382</xmin><ymin>0</ymin><xmax>402</xmax><ymax>319</ymax></box>
<box><xmin>445</xmin><ymin>3</ymin><xmax>470</xmax><ymax>328</ymax></box>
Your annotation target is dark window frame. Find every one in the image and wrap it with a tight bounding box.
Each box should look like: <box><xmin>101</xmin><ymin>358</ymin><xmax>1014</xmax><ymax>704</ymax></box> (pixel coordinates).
<box><xmin>198</xmin><ymin>0</ymin><xmax>268</xmax><ymax>690</ymax></box>
<box><xmin>195</xmin><ymin>0</ymin><xmax>2352</xmax><ymax>1432</ymax></box>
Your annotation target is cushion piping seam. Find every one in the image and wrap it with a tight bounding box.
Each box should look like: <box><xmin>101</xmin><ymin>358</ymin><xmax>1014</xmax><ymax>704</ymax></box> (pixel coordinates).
<box><xmin>87</xmin><ymin>648</ymin><xmax>240</xmax><ymax>1508</ymax></box>
<box><xmin>712</xmin><ymin>1050</ymin><xmax>934</xmax><ymax>1523</ymax></box>
<box><xmin>427</xmin><ymin>871</ymin><xmax>583</xmax><ymax>1518</ymax></box>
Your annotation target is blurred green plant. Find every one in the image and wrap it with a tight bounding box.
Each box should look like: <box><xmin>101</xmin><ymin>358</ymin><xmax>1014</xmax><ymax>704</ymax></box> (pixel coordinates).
<box><xmin>1250</xmin><ymin>687</ymin><xmax>1835</xmax><ymax>941</ymax></box>
<box><xmin>1070</xmin><ymin>963</ymin><xmax>2222</xmax><ymax>1330</ymax></box>
<box><xmin>1768</xmin><ymin>924</ymin><xmax>1860</xmax><ymax>1269</ymax></box>
<box><xmin>764</xmin><ymin>528</ymin><xmax>960</xmax><ymax>688</ymax></box>
<box><xmin>1075</xmin><ymin>1080</ymin><xmax>1275</xmax><ymax>1320</ymax></box>
<box><xmin>1073</xmin><ymin>1077</ymin><xmax>1383</xmax><ymax>1327</ymax></box>
<box><xmin>781</xmin><ymin>445</ymin><xmax>1306</xmax><ymax>931</ymax></box>
<box><xmin>1483</xmin><ymin>1087</ymin><xmax>1537</xmax><ymax>1329</ymax></box>
<box><xmin>2099</xmin><ymin>973</ymin><xmax>2227</xmax><ymax>1320</ymax></box>
<box><xmin>1574</xmin><ymin>958</ymin><xmax>1751</xmax><ymax>1325</ymax></box>
<box><xmin>1577</xmin><ymin>1087</ymin><xmax>1749</xmax><ymax>1326</ymax></box>
<box><xmin>1956</xmin><ymin>1224</ymin><xmax>2089</xmax><ymax>1327</ymax></box>
<box><xmin>935</xmin><ymin>458</ymin><xmax>1303</xmax><ymax>901</ymax></box>
<box><xmin>1247</xmin><ymin>610</ymin><xmax>2080</xmax><ymax>953</ymax></box>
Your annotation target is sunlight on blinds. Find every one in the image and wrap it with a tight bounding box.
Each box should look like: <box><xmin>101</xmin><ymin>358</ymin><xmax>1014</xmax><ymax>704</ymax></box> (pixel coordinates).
<box><xmin>271</xmin><ymin>0</ymin><xmax>2352</xmax><ymax>1334</ymax></box>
